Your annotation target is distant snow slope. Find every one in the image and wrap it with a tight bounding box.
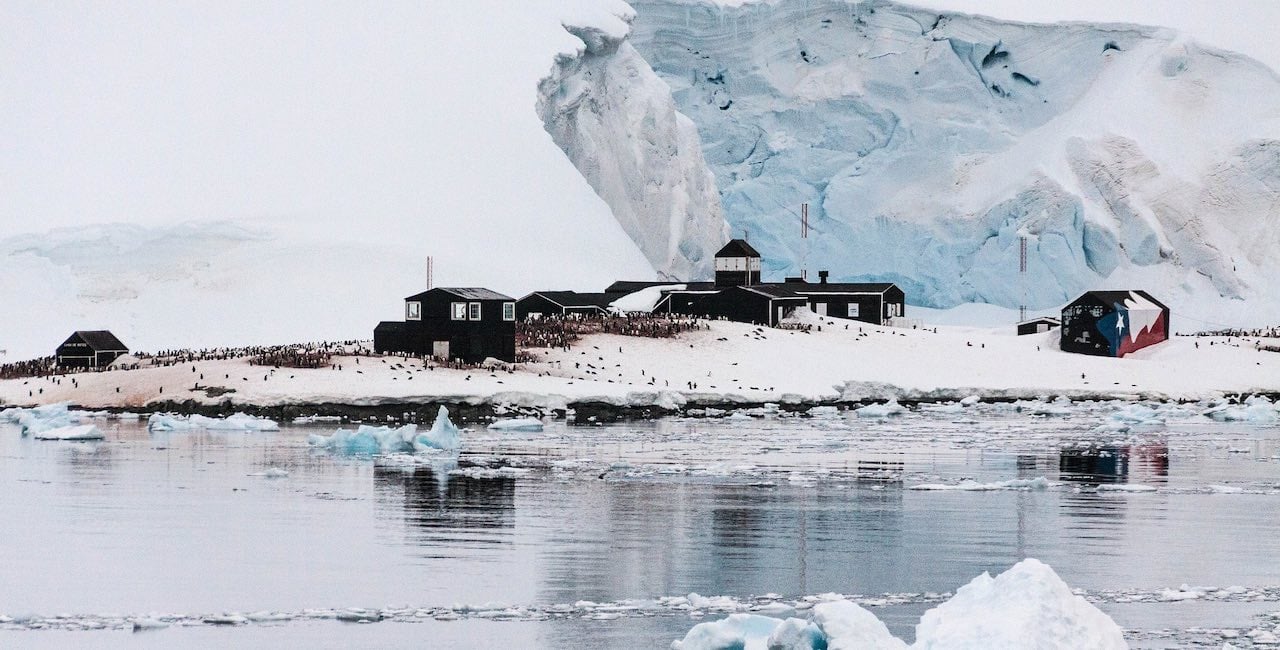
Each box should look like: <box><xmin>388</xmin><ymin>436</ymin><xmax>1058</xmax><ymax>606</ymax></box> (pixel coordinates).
<box><xmin>618</xmin><ymin>0</ymin><xmax>1280</xmax><ymax>323</ymax></box>
<box><xmin>0</xmin><ymin>1</ymin><xmax>679</xmax><ymax>360</ymax></box>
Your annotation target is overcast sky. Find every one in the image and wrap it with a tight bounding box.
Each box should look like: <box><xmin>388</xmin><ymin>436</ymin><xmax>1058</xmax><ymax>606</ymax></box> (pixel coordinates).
<box><xmin>911</xmin><ymin>0</ymin><xmax>1280</xmax><ymax>71</ymax></box>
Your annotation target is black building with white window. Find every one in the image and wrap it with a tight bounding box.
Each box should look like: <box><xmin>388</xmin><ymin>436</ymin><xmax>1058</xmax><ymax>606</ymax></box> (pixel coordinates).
<box><xmin>645</xmin><ymin>240</ymin><xmax>906</xmax><ymax>326</ymax></box>
<box><xmin>374</xmin><ymin>288</ymin><xmax>516</xmax><ymax>363</ymax></box>
<box><xmin>56</xmin><ymin>330</ymin><xmax>129</xmax><ymax>368</ymax></box>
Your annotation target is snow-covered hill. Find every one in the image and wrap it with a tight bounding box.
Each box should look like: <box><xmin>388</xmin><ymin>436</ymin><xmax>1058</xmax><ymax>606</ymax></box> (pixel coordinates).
<box><xmin>602</xmin><ymin>0</ymin><xmax>1280</xmax><ymax>323</ymax></box>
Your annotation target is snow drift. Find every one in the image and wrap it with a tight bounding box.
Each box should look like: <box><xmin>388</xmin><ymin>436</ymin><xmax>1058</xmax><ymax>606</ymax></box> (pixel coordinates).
<box><xmin>614</xmin><ymin>0</ymin><xmax>1280</xmax><ymax>325</ymax></box>
<box><xmin>672</xmin><ymin>559</ymin><xmax>1126</xmax><ymax>649</ymax></box>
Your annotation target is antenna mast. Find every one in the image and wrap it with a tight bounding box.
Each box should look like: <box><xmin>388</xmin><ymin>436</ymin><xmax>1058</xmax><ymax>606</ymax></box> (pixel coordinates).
<box><xmin>1018</xmin><ymin>236</ymin><xmax>1027</xmax><ymax>322</ymax></box>
<box><xmin>427</xmin><ymin>256</ymin><xmax>434</xmax><ymax>291</ymax></box>
<box><xmin>801</xmin><ymin>202</ymin><xmax>809</xmax><ymax>281</ymax></box>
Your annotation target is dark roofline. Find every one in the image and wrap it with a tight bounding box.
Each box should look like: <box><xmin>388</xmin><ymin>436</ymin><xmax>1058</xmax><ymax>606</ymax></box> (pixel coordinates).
<box><xmin>64</xmin><ymin>330</ymin><xmax>128</xmax><ymax>352</ymax></box>
<box><xmin>404</xmin><ymin>287</ymin><xmax>515</xmax><ymax>302</ymax></box>
<box><xmin>715</xmin><ymin>238</ymin><xmax>761</xmax><ymax>258</ymax></box>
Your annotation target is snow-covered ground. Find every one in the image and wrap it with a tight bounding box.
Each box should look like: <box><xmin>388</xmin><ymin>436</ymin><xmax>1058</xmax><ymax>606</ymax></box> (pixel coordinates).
<box><xmin>1</xmin><ymin>313</ymin><xmax>1274</xmax><ymax>410</ymax></box>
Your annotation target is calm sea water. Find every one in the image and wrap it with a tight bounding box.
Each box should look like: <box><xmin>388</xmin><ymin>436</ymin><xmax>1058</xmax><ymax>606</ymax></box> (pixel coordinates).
<box><xmin>1</xmin><ymin>404</ymin><xmax>1278</xmax><ymax>648</ymax></box>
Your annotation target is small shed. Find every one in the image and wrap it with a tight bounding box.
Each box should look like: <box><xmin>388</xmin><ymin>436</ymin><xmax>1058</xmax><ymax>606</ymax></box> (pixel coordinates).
<box><xmin>1017</xmin><ymin>316</ymin><xmax>1060</xmax><ymax>336</ymax></box>
<box><xmin>56</xmin><ymin>330</ymin><xmax>129</xmax><ymax>368</ymax></box>
<box><xmin>1060</xmin><ymin>290</ymin><xmax>1169</xmax><ymax>357</ymax></box>
<box><xmin>516</xmin><ymin>291</ymin><xmax>616</xmax><ymax>320</ymax></box>
<box><xmin>374</xmin><ymin>287</ymin><xmax>516</xmax><ymax>363</ymax></box>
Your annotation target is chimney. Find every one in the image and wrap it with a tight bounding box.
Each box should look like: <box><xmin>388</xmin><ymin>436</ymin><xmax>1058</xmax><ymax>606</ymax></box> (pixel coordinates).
<box><xmin>818</xmin><ymin>270</ymin><xmax>829</xmax><ymax>284</ymax></box>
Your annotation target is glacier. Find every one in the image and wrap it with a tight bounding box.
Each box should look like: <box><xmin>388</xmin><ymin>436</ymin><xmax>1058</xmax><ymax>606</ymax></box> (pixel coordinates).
<box><xmin>573</xmin><ymin>0</ymin><xmax>1280</xmax><ymax>323</ymax></box>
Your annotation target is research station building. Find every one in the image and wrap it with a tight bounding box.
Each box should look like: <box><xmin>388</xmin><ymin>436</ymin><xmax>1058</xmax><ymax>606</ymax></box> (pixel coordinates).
<box><xmin>649</xmin><ymin>240</ymin><xmax>906</xmax><ymax>327</ymax></box>
<box><xmin>1059</xmin><ymin>290</ymin><xmax>1169</xmax><ymax>357</ymax></box>
<box><xmin>56</xmin><ymin>330</ymin><xmax>129</xmax><ymax>369</ymax></box>
<box><xmin>374</xmin><ymin>288</ymin><xmax>517</xmax><ymax>363</ymax></box>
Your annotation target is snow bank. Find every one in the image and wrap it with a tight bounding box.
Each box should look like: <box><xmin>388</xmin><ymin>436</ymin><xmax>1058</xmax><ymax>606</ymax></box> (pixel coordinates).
<box><xmin>487</xmin><ymin>417</ymin><xmax>545</xmax><ymax>432</ymax></box>
<box><xmin>1</xmin><ymin>403</ymin><xmax>80</xmax><ymax>435</ymax></box>
<box><xmin>672</xmin><ymin>559</ymin><xmax>1125</xmax><ymax>649</ymax></box>
<box><xmin>147</xmin><ymin>412</ymin><xmax>279</xmax><ymax>432</ymax></box>
<box><xmin>609</xmin><ymin>284</ymin><xmax>685</xmax><ymax>314</ymax></box>
<box><xmin>308</xmin><ymin>406</ymin><xmax>460</xmax><ymax>455</ymax></box>
<box><xmin>32</xmin><ymin>423</ymin><xmax>104</xmax><ymax>441</ymax></box>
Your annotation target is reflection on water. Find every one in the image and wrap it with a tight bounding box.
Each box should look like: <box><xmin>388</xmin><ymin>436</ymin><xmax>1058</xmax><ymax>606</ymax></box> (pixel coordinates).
<box><xmin>1</xmin><ymin>411</ymin><xmax>1278</xmax><ymax>648</ymax></box>
<box><xmin>375</xmin><ymin>466</ymin><xmax>516</xmax><ymax>543</ymax></box>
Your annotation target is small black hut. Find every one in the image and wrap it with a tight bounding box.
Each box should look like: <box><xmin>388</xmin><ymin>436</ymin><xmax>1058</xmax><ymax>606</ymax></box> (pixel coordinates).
<box><xmin>56</xmin><ymin>330</ymin><xmax>129</xmax><ymax>368</ymax></box>
<box><xmin>374</xmin><ymin>288</ymin><xmax>516</xmax><ymax>363</ymax></box>
<box><xmin>516</xmin><ymin>291</ymin><xmax>616</xmax><ymax>319</ymax></box>
<box><xmin>1017</xmin><ymin>317</ymin><xmax>1060</xmax><ymax>336</ymax></box>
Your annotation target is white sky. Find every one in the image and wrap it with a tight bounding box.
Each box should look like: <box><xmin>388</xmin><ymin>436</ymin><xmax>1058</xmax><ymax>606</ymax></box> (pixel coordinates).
<box><xmin>909</xmin><ymin>0</ymin><xmax>1280</xmax><ymax>71</ymax></box>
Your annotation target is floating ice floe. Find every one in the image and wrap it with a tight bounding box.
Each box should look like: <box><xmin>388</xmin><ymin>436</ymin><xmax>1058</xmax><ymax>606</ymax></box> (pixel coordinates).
<box><xmin>32</xmin><ymin>423</ymin><xmax>104</xmax><ymax>441</ymax></box>
<box><xmin>248</xmin><ymin>467</ymin><xmax>290</xmax><ymax>478</ymax></box>
<box><xmin>855</xmin><ymin>400</ymin><xmax>906</xmax><ymax>418</ymax></box>
<box><xmin>1203</xmin><ymin>396</ymin><xmax>1280</xmax><ymax>423</ymax></box>
<box><xmin>308</xmin><ymin>406</ymin><xmax>460</xmax><ymax>455</ymax></box>
<box><xmin>909</xmin><ymin>477</ymin><xmax>1051</xmax><ymax>491</ymax></box>
<box><xmin>147</xmin><ymin>412</ymin><xmax>279</xmax><ymax>432</ymax></box>
<box><xmin>672</xmin><ymin>559</ymin><xmax>1125</xmax><ymax>650</ymax></box>
<box><xmin>1</xmin><ymin>403</ymin><xmax>81</xmax><ymax>435</ymax></box>
<box><xmin>487</xmin><ymin>417</ymin><xmax>544</xmax><ymax>432</ymax></box>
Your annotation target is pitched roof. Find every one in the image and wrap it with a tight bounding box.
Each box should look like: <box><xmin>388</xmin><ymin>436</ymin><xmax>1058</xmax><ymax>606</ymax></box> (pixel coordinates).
<box><xmin>715</xmin><ymin>239</ymin><xmax>761</xmax><ymax>258</ymax></box>
<box><xmin>1076</xmin><ymin>290</ymin><xmax>1168</xmax><ymax>311</ymax></box>
<box><xmin>793</xmin><ymin>282</ymin><xmax>897</xmax><ymax>294</ymax></box>
<box><xmin>527</xmin><ymin>291</ymin><xmax>616</xmax><ymax>309</ymax></box>
<box><xmin>66</xmin><ymin>330</ymin><xmax>128</xmax><ymax>351</ymax></box>
<box><xmin>406</xmin><ymin>287</ymin><xmax>514</xmax><ymax>301</ymax></box>
<box><xmin>735</xmin><ymin>285</ymin><xmax>806</xmax><ymax>299</ymax></box>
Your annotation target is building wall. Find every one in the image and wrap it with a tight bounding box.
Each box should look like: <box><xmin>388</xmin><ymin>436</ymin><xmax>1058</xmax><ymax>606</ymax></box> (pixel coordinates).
<box><xmin>380</xmin><ymin>290</ymin><xmax>516</xmax><ymax>362</ymax></box>
<box><xmin>516</xmin><ymin>294</ymin><xmax>563</xmax><ymax>320</ymax></box>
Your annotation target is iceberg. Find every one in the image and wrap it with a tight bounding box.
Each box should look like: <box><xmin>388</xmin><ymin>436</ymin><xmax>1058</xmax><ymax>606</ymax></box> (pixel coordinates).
<box><xmin>672</xmin><ymin>559</ymin><xmax>1125</xmax><ymax>650</ymax></box>
<box><xmin>307</xmin><ymin>423</ymin><xmax>419</xmax><ymax>455</ymax></box>
<box><xmin>309</xmin><ymin>406</ymin><xmax>461</xmax><ymax>455</ymax></box>
<box><xmin>32</xmin><ymin>423</ymin><xmax>104</xmax><ymax>441</ymax></box>
<box><xmin>414</xmin><ymin>406</ymin><xmax>462</xmax><ymax>453</ymax></box>
<box><xmin>1</xmin><ymin>403</ymin><xmax>80</xmax><ymax>435</ymax></box>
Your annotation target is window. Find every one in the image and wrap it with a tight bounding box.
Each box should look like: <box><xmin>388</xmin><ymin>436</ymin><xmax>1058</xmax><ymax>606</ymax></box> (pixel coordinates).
<box><xmin>847</xmin><ymin>303</ymin><xmax>860</xmax><ymax>318</ymax></box>
<box><xmin>469</xmin><ymin>302</ymin><xmax>481</xmax><ymax>320</ymax></box>
<box><xmin>405</xmin><ymin>301</ymin><xmax>421</xmax><ymax>321</ymax></box>
<box><xmin>502</xmin><ymin>302</ymin><xmax>515</xmax><ymax>321</ymax></box>
<box><xmin>451</xmin><ymin>302</ymin><xmax>467</xmax><ymax>320</ymax></box>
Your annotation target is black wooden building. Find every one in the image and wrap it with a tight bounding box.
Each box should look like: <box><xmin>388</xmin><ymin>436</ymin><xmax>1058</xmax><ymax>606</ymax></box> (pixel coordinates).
<box><xmin>56</xmin><ymin>330</ymin><xmax>129</xmax><ymax>368</ymax></box>
<box><xmin>374</xmin><ymin>288</ymin><xmax>516</xmax><ymax>363</ymax></box>
<box><xmin>1060</xmin><ymin>290</ymin><xmax>1169</xmax><ymax>358</ymax></box>
<box><xmin>657</xmin><ymin>284</ymin><xmax>808</xmax><ymax>327</ymax></box>
<box><xmin>645</xmin><ymin>240</ymin><xmax>906</xmax><ymax>326</ymax></box>
<box><xmin>516</xmin><ymin>291</ymin><xmax>616</xmax><ymax>319</ymax></box>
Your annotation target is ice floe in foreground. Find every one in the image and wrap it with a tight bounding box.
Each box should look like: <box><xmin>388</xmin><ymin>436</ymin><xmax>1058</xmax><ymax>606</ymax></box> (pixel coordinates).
<box><xmin>308</xmin><ymin>406</ymin><xmax>460</xmax><ymax>455</ymax></box>
<box><xmin>672</xmin><ymin>559</ymin><xmax>1125</xmax><ymax>650</ymax></box>
<box><xmin>147</xmin><ymin>412</ymin><xmax>279</xmax><ymax>432</ymax></box>
<box><xmin>32</xmin><ymin>423</ymin><xmax>104</xmax><ymax>441</ymax></box>
<box><xmin>487</xmin><ymin>417</ymin><xmax>545</xmax><ymax>432</ymax></box>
